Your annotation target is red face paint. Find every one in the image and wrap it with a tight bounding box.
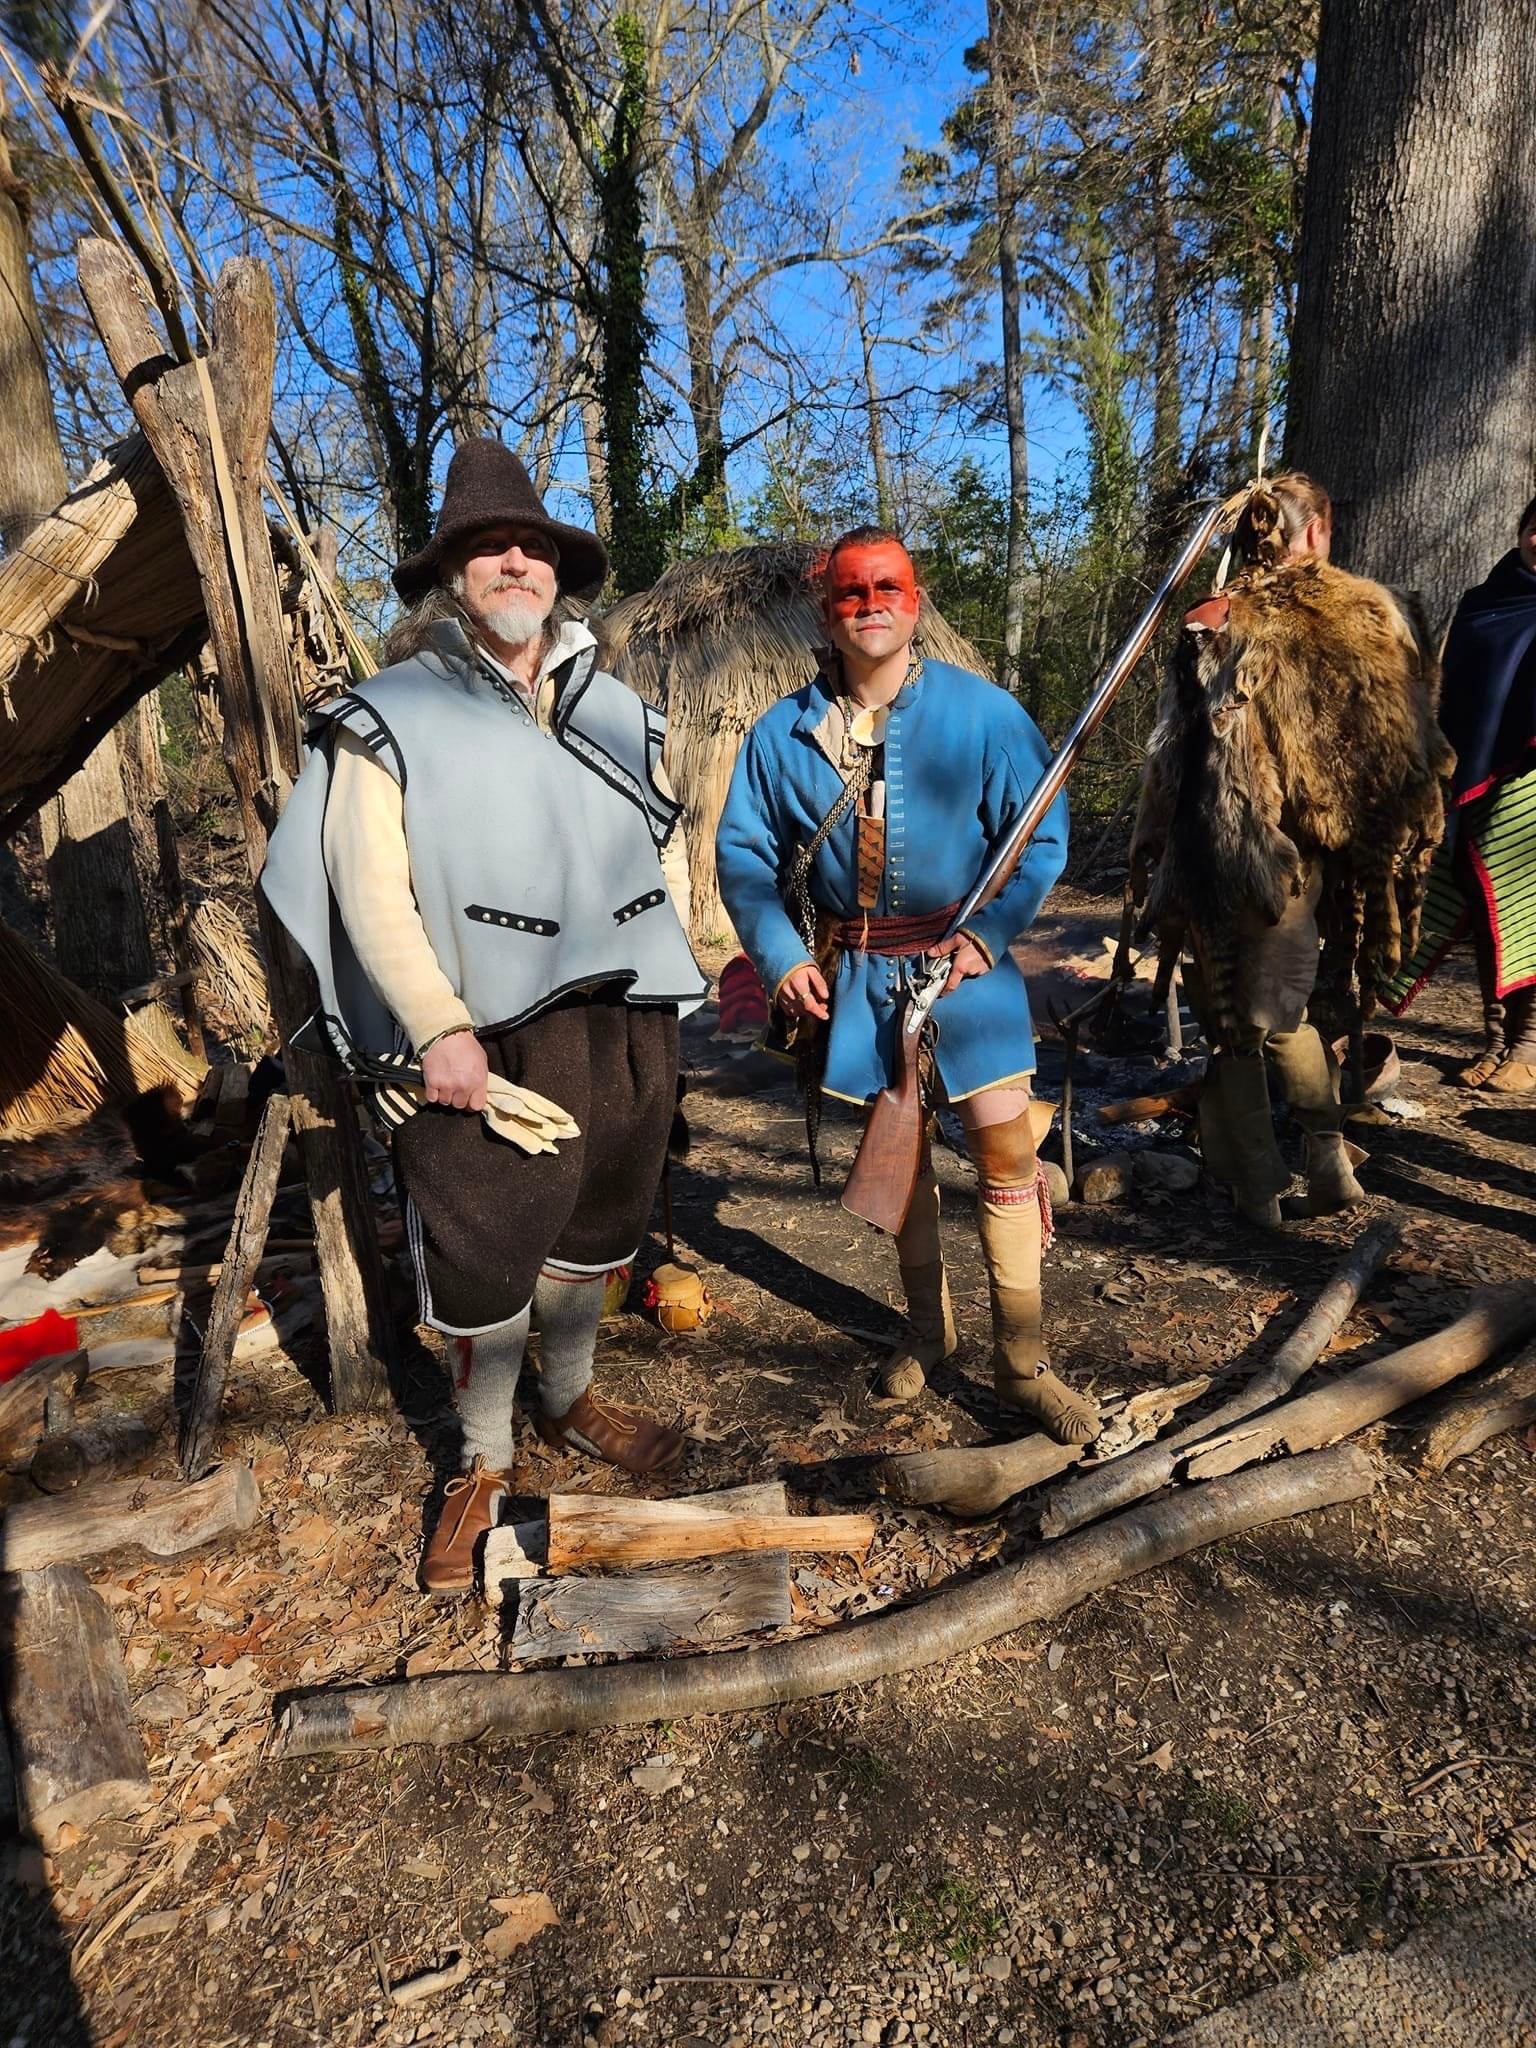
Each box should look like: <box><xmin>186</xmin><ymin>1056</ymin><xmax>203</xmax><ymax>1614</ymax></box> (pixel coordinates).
<box><xmin>824</xmin><ymin>542</ymin><xmax>920</xmax><ymax>626</ymax></box>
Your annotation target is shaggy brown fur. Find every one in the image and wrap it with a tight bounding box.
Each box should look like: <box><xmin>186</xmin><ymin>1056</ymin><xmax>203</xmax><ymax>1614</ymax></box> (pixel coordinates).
<box><xmin>1132</xmin><ymin>559</ymin><xmax>1455</xmax><ymax>1032</ymax></box>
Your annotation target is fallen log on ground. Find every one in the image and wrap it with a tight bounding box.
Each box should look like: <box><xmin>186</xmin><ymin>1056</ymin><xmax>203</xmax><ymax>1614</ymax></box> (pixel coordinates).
<box><xmin>0</xmin><ymin>1460</ymin><xmax>259</xmax><ymax>1572</ymax></box>
<box><xmin>1183</xmin><ymin>1285</ymin><xmax>1536</xmax><ymax>1481</ymax></box>
<box><xmin>882</xmin><ymin>1376</ymin><xmax>1212</xmax><ymax>1518</ymax></box>
<box><xmin>1405</xmin><ymin>1337</ymin><xmax>1536</xmax><ymax>1473</ymax></box>
<box><xmin>546</xmin><ymin>1493</ymin><xmax>873</xmax><ymax>1573</ymax></box>
<box><xmin>2</xmin><ymin>1565</ymin><xmax>150</xmax><ymax>1847</ymax></box>
<box><xmin>1041</xmin><ymin>1216</ymin><xmax>1400</xmax><ymax>1539</ymax></box>
<box><xmin>881</xmin><ymin>1433</ymin><xmax>1083</xmax><ymax>1517</ymax></box>
<box><xmin>273</xmin><ymin>1443</ymin><xmax>1374</xmax><ymax>1757</ymax></box>
<box><xmin>30</xmin><ymin>1410</ymin><xmax>158</xmax><ymax>1493</ymax></box>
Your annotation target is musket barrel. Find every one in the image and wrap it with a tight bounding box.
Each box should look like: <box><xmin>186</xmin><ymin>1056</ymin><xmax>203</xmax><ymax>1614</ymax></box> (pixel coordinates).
<box><xmin>946</xmin><ymin>500</ymin><xmax>1225</xmax><ymax>933</ymax></box>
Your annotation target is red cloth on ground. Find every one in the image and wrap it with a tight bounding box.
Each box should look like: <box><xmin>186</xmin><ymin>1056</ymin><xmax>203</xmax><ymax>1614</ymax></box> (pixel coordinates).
<box><xmin>0</xmin><ymin>1308</ymin><xmax>80</xmax><ymax>1384</ymax></box>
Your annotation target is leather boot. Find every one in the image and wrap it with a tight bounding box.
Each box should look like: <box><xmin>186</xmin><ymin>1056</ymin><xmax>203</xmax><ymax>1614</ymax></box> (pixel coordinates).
<box><xmin>1282</xmin><ymin>1132</ymin><xmax>1368</xmax><ymax>1217</ymax></box>
<box><xmin>968</xmin><ymin>1110</ymin><xmax>1098</xmax><ymax>1446</ymax></box>
<box><xmin>1209</xmin><ymin>1051</ymin><xmax>1289</xmax><ymax>1227</ymax></box>
<box><xmin>1460</xmin><ymin>917</ymin><xmax>1507</xmax><ymax>1086</ymax></box>
<box><xmin>880</xmin><ymin>1154</ymin><xmax>956</xmax><ymax>1400</ymax></box>
<box><xmin>419</xmin><ymin>1458</ymin><xmax>509</xmax><ymax>1598</ymax></box>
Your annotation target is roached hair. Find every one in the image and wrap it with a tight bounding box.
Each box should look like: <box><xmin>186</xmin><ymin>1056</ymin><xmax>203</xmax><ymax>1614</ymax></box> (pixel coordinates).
<box><xmin>1225</xmin><ymin>473</ymin><xmax>1332</xmax><ymax>569</ymax></box>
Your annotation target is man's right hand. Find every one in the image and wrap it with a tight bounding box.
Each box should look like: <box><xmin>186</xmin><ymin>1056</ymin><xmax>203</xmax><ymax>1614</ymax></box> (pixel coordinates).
<box><xmin>421</xmin><ymin>1029</ymin><xmax>489</xmax><ymax>1111</ymax></box>
<box><xmin>778</xmin><ymin>963</ymin><xmax>830</xmax><ymax>1024</ymax></box>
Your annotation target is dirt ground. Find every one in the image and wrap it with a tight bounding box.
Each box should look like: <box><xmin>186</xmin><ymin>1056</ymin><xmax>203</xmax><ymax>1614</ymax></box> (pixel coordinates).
<box><xmin>2</xmin><ymin>887</ymin><xmax>1533</xmax><ymax>2048</ymax></box>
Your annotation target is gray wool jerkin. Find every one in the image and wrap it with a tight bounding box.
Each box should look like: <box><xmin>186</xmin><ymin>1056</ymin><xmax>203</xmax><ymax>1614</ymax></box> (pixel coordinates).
<box><xmin>260</xmin><ymin>619</ymin><xmax>707</xmax><ymax>1065</ymax></box>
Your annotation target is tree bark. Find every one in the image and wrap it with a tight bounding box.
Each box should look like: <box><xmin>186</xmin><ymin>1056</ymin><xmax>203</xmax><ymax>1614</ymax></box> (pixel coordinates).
<box><xmin>1407</xmin><ymin>1338</ymin><xmax>1536</xmax><ymax>1474</ymax></box>
<box><xmin>1041</xmin><ymin>1217</ymin><xmax>1400</xmax><ymax>1537</ymax></box>
<box><xmin>1</xmin><ymin>1566</ymin><xmax>150</xmax><ymax>1849</ymax></box>
<box><xmin>1284</xmin><ymin>0</ymin><xmax>1536</xmax><ymax>623</ymax></box>
<box><xmin>274</xmin><ymin>1445</ymin><xmax>1374</xmax><ymax>1756</ymax></box>
<box><xmin>40</xmin><ymin>732</ymin><xmax>157</xmax><ymax>1000</ymax></box>
<box><xmin>0</xmin><ymin>107</ymin><xmax>68</xmax><ymax>546</ymax></box>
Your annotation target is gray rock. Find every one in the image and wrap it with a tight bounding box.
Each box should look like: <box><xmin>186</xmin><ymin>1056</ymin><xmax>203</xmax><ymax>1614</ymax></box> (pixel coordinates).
<box><xmin>1132</xmin><ymin>1149</ymin><xmax>1201</xmax><ymax>1192</ymax></box>
<box><xmin>1075</xmin><ymin>1152</ymin><xmax>1136</xmax><ymax>1204</ymax></box>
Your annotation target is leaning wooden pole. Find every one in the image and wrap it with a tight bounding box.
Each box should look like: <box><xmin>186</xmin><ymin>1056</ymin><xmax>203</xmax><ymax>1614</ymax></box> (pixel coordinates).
<box><xmin>274</xmin><ymin>1444</ymin><xmax>1373</xmax><ymax>1757</ymax></box>
<box><xmin>76</xmin><ymin>237</ymin><xmax>394</xmax><ymax>1411</ymax></box>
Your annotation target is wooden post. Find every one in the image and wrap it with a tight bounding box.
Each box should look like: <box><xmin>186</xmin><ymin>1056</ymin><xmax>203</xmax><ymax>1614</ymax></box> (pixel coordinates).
<box><xmin>181</xmin><ymin>1090</ymin><xmax>291</xmax><ymax>1477</ymax></box>
<box><xmin>77</xmin><ymin>236</ymin><xmax>395</xmax><ymax>1412</ymax></box>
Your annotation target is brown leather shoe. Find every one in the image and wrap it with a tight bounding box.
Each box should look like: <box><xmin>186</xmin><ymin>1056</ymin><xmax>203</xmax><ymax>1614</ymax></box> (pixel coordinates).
<box><xmin>419</xmin><ymin>1459</ymin><xmax>507</xmax><ymax>1597</ymax></box>
<box><xmin>535</xmin><ymin>1390</ymin><xmax>685</xmax><ymax>1475</ymax></box>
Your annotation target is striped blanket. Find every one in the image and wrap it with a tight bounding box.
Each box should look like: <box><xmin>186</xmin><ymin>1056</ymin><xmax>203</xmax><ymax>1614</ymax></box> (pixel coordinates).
<box><xmin>1385</xmin><ymin>762</ymin><xmax>1536</xmax><ymax>1011</ymax></box>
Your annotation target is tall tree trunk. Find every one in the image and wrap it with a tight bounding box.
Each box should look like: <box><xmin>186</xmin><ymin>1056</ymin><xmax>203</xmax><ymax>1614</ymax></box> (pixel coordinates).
<box><xmin>1143</xmin><ymin>0</ymin><xmax>1182</xmax><ymax>553</ymax></box>
<box><xmin>0</xmin><ymin>110</ymin><xmax>66</xmax><ymax>545</ymax></box>
<box><xmin>850</xmin><ymin>276</ymin><xmax>894</xmax><ymax>529</ymax></box>
<box><xmin>40</xmin><ymin>736</ymin><xmax>157</xmax><ymax>999</ymax></box>
<box><xmin>2</xmin><ymin>100</ymin><xmax>157</xmax><ymax>999</ymax></box>
<box><xmin>1284</xmin><ymin>0</ymin><xmax>1536</xmax><ymax>624</ymax></box>
<box><xmin>986</xmin><ymin>0</ymin><xmax>1028</xmax><ymax>699</ymax></box>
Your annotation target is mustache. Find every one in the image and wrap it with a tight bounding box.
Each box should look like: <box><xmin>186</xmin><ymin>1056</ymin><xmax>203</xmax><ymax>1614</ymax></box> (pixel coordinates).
<box><xmin>486</xmin><ymin>578</ymin><xmax>542</xmax><ymax>597</ymax></box>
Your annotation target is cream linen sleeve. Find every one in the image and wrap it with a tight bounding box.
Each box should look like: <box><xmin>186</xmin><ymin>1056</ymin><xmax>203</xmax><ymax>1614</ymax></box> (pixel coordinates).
<box><xmin>322</xmin><ymin>729</ymin><xmax>475</xmax><ymax>1054</ymax></box>
<box><xmin>654</xmin><ymin>760</ymin><xmax>692</xmax><ymax>936</ymax></box>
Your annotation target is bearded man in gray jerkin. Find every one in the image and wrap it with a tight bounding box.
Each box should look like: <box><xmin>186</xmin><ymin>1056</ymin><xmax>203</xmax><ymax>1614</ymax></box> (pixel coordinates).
<box><xmin>262</xmin><ymin>439</ymin><xmax>706</xmax><ymax>1594</ymax></box>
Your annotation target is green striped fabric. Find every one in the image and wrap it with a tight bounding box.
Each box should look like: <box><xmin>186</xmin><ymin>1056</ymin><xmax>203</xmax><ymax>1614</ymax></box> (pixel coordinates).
<box><xmin>1386</xmin><ymin>765</ymin><xmax>1536</xmax><ymax>1011</ymax></box>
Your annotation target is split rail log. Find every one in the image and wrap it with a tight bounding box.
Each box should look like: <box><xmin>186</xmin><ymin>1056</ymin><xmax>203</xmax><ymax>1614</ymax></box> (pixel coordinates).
<box><xmin>0</xmin><ymin>1461</ymin><xmax>258</xmax><ymax>1572</ymax></box>
<box><xmin>1041</xmin><ymin>1217</ymin><xmax>1400</xmax><ymax>1539</ymax></box>
<box><xmin>882</xmin><ymin>1375</ymin><xmax>1212</xmax><ymax>1518</ymax></box>
<box><xmin>2</xmin><ymin>1566</ymin><xmax>150</xmax><ymax>1847</ymax></box>
<box><xmin>274</xmin><ymin>1444</ymin><xmax>1373</xmax><ymax>1757</ymax></box>
<box><xmin>1182</xmin><ymin>1285</ymin><xmax>1536</xmax><ymax>1482</ymax></box>
<box><xmin>545</xmin><ymin>1495</ymin><xmax>873</xmax><ymax>1573</ymax></box>
<box><xmin>30</xmin><ymin>1410</ymin><xmax>157</xmax><ymax>1494</ymax></box>
<box><xmin>76</xmin><ymin>237</ymin><xmax>394</xmax><ymax>1413</ymax></box>
<box><xmin>1408</xmin><ymin>1340</ymin><xmax>1536</xmax><ymax>1474</ymax></box>
<box><xmin>180</xmin><ymin>1090</ymin><xmax>290</xmax><ymax>1477</ymax></box>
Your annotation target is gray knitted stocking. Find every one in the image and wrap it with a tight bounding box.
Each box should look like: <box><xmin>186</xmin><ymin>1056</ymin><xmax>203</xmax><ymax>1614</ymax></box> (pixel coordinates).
<box><xmin>448</xmin><ymin>1306</ymin><xmax>530</xmax><ymax>1472</ymax></box>
<box><xmin>532</xmin><ymin>1269</ymin><xmax>603</xmax><ymax>1418</ymax></box>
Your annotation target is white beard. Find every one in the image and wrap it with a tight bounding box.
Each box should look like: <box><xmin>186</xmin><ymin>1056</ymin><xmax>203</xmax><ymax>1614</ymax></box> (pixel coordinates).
<box><xmin>478</xmin><ymin>595</ymin><xmax>549</xmax><ymax>648</ymax></box>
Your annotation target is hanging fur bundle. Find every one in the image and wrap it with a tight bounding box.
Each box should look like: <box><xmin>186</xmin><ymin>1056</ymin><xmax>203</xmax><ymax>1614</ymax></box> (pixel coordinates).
<box><xmin>1132</xmin><ymin>558</ymin><xmax>1455</xmax><ymax>1031</ymax></box>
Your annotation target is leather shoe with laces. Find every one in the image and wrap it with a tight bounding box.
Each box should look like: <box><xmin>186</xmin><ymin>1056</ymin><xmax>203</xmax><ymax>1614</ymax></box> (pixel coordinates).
<box><xmin>419</xmin><ymin>1458</ymin><xmax>508</xmax><ymax>1597</ymax></box>
<box><xmin>535</xmin><ymin>1390</ymin><xmax>684</xmax><ymax>1475</ymax></box>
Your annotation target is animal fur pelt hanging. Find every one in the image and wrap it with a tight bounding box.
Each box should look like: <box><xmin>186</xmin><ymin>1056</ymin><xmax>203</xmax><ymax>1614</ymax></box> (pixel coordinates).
<box><xmin>1131</xmin><ymin>558</ymin><xmax>1456</xmax><ymax>1031</ymax></box>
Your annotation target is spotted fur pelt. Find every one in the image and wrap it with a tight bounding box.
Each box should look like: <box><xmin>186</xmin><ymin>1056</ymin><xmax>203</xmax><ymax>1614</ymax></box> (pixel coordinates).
<box><xmin>1131</xmin><ymin>559</ymin><xmax>1455</xmax><ymax>1031</ymax></box>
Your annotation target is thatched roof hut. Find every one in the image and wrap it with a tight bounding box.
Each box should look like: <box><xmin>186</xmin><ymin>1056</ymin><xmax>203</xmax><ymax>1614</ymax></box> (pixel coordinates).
<box><xmin>600</xmin><ymin>542</ymin><xmax>991</xmax><ymax>948</ymax></box>
<box><xmin>0</xmin><ymin>434</ymin><xmax>206</xmax><ymax>834</ymax></box>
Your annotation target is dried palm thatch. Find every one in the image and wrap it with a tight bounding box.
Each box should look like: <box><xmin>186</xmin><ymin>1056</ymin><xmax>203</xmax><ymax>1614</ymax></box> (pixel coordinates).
<box><xmin>0</xmin><ymin>435</ymin><xmax>208</xmax><ymax>835</ymax></box>
<box><xmin>0</xmin><ymin>923</ymin><xmax>205</xmax><ymax>1136</ymax></box>
<box><xmin>189</xmin><ymin>897</ymin><xmax>272</xmax><ymax>1049</ymax></box>
<box><xmin>598</xmin><ymin>543</ymin><xmax>990</xmax><ymax>947</ymax></box>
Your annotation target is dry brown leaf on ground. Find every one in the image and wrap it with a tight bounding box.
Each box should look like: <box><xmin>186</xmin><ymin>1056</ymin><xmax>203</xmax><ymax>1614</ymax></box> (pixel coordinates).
<box><xmin>484</xmin><ymin>1891</ymin><xmax>559</xmax><ymax>1958</ymax></box>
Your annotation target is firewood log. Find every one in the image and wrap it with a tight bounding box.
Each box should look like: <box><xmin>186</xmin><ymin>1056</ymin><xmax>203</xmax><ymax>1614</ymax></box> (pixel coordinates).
<box><xmin>0</xmin><ymin>1461</ymin><xmax>258</xmax><ymax>1572</ymax></box>
<box><xmin>545</xmin><ymin>1494</ymin><xmax>873</xmax><ymax>1574</ymax></box>
<box><xmin>2</xmin><ymin>1566</ymin><xmax>149</xmax><ymax>1848</ymax></box>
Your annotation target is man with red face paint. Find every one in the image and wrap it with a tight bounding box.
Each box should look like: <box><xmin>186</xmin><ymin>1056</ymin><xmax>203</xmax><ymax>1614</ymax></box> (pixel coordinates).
<box><xmin>716</xmin><ymin>527</ymin><xmax>1095</xmax><ymax>1445</ymax></box>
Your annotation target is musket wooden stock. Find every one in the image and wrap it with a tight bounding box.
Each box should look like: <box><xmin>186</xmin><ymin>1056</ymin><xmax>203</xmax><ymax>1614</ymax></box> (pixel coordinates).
<box><xmin>840</xmin><ymin>996</ymin><xmax>925</xmax><ymax>1233</ymax></box>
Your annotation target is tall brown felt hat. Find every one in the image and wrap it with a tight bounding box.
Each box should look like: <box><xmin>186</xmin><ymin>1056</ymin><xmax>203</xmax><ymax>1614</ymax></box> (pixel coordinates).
<box><xmin>392</xmin><ymin>439</ymin><xmax>609</xmax><ymax>602</ymax></box>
